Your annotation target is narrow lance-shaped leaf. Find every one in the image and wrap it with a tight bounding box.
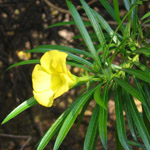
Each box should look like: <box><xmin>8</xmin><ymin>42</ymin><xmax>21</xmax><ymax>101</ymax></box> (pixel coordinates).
<box><xmin>7</xmin><ymin>59</ymin><xmax>40</xmax><ymax>70</ymax></box>
<box><xmin>126</xmin><ymin>94</ymin><xmax>150</xmax><ymax>150</ymax></box>
<box><xmin>27</xmin><ymin>47</ymin><xmax>93</xmax><ymax>68</ymax></box>
<box><xmin>94</xmin><ymin>83</ymin><xmax>106</xmax><ymax>109</ymax></box>
<box><xmin>123</xmin><ymin>0</ymin><xmax>131</xmax><ymax>11</ymax></box>
<box><xmin>66</xmin><ymin>0</ymin><xmax>101</xmax><ymax>67</ymax></box>
<box><xmin>124</xmin><ymin>96</ymin><xmax>137</xmax><ymax>140</ymax></box>
<box><xmin>143</xmin><ymin>83</ymin><xmax>150</xmax><ymax>103</ymax></box>
<box><xmin>99</xmin><ymin>0</ymin><xmax>116</xmax><ymax>20</ymax></box>
<box><xmin>53</xmin><ymin>86</ymin><xmax>97</xmax><ymax>150</ymax></box>
<box><xmin>26</xmin><ymin>45</ymin><xmax>91</xmax><ymax>57</ymax></box>
<box><xmin>122</xmin><ymin>68</ymin><xmax>150</xmax><ymax>83</ymax></box>
<box><xmin>99</xmin><ymin>83</ymin><xmax>109</xmax><ymax>149</ymax></box>
<box><xmin>123</xmin><ymin>14</ymin><xmax>131</xmax><ymax>40</ymax></box>
<box><xmin>37</xmin><ymin>90</ymin><xmax>86</xmax><ymax>150</ymax></box>
<box><xmin>114</xmin><ymin>78</ymin><xmax>146</xmax><ymax>105</ymax></box>
<box><xmin>141</xmin><ymin>12</ymin><xmax>150</xmax><ymax>20</ymax></box>
<box><xmin>131</xmin><ymin>0</ymin><xmax>138</xmax><ymax>33</ymax></box>
<box><xmin>127</xmin><ymin>141</ymin><xmax>146</xmax><ymax>150</ymax></box>
<box><xmin>93</xmin><ymin>10</ymin><xmax>119</xmax><ymax>44</ymax></box>
<box><xmin>142</xmin><ymin>18</ymin><xmax>150</xmax><ymax>25</ymax></box>
<box><xmin>81</xmin><ymin>0</ymin><xmax>106</xmax><ymax>48</ymax></box>
<box><xmin>115</xmin><ymin>127</ymin><xmax>123</xmax><ymax>150</ymax></box>
<box><xmin>133</xmin><ymin>47</ymin><xmax>150</xmax><ymax>56</ymax></box>
<box><xmin>134</xmin><ymin>78</ymin><xmax>150</xmax><ymax>122</ymax></box>
<box><xmin>67</xmin><ymin>61</ymin><xmax>94</xmax><ymax>73</ymax></box>
<box><xmin>2</xmin><ymin>97</ymin><xmax>37</xmax><ymax>124</ymax></box>
<box><xmin>47</xmin><ymin>21</ymin><xmax>91</xmax><ymax>28</ymax></box>
<box><xmin>115</xmin><ymin>84</ymin><xmax>130</xmax><ymax>150</ymax></box>
<box><xmin>68</xmin><ymin>52</ymin><xmax>93</xmax><ymax>68</ymax></box>
<box><xmin>108</xmin><ymin>4</ymin><xmax>137</xmax><ymax>47</ymax></box>
<box><xmin>37</xmin><ymin>112</ymin><xmax>69</xmax><ymax>150</ymax></box>
<box><xmin>84</xmin><ymin>104</ymin><xmax>99</xmax><ymax>150</ymax></box>
<box><xmin>113</xmin><ymin>0</ymin><xmax>124</xmax><ymax>33</ymax></box>
<box><xmin>76</xmin><ymin>99</ymin><xmax>91</xmax><ymax>133</ymax></box>
<box><xmin>91</xmin><ymin>129</ymin><xmax>99</xmax><ymax>150</ymax></box>
<box><xmin>134</xmin><ymin>62</ymin><xmax>150</xmax><ymax>75</ymax></box>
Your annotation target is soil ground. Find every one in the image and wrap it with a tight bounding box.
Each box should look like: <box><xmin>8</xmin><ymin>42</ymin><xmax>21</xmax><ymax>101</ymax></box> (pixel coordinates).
<box><xmin>0</xmin><ymin>0</ymin><xmax>149</xmax><ymax>150</ymax></box>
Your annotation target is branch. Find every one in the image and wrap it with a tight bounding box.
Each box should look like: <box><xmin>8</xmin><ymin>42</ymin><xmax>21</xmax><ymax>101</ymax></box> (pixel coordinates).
<box><xmin>44</xmin><ymin>0</ymin><xmax>98</xmax><ymax>14</ymax></box>
<box><xmin>44</xmin><ymin>0</ymin><xmax>70</xmax><ymax>14</ymax></box>
<box><xmin>0</xmin><ymin>133</ymin><xmax>32</xmax><ymax>150</ymax></box>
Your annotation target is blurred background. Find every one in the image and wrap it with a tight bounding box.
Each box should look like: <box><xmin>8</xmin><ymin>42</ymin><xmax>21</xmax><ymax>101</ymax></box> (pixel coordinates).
<box><xmin>0</xmin><ymin>0</ymin><xmax>149</xmax><ymax>149</ymax></box>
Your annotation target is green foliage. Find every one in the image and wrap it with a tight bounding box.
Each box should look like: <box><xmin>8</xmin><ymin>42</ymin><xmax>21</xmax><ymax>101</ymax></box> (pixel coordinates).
<box><xmin>2</xmin><ymin>97</ymin><xmax>37</xmax><ymax>124</ymax></box>
<box><xmin>2</xmin><ymin>0</ymin><xmax>150</xmax><ymax>149</ymax></box>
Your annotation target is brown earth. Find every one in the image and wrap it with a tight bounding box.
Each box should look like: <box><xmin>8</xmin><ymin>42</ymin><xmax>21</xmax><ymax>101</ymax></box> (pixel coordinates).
<box><xmin>0</xmin><ymin>0</ymin><xmax>149</xmax><ymax>150</ymax></box>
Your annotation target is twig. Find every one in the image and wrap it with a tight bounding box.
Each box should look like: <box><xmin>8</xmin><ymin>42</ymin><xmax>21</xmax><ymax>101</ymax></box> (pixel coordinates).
<box><xmin>0</xmin><ymin>133</ymin><xmax>32</xmax><ymax>150</ymax></box>
<box><xmin>44</xmin><ymin>0</ymin><xmax>98</xmax><ymax>14</ymax></box>
<box><xmin>44</xmin><ymin>0</ymin><xmax>70</xmax><ymax>14</ymax></box>
<box><xmin>76</xmin><ymin>0</ymin><xmax>98</xmax><ymax>10</ymax></box>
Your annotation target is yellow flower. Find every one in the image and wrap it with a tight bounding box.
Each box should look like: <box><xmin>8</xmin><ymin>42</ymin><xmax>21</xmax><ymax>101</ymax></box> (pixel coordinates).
<box><xmin>32</xmin><ymin>50</ymin><xmax>77</xmax><ymax>107</ymax></box>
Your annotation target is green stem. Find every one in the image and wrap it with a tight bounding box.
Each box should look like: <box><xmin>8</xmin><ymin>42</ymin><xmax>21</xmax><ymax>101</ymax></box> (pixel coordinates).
<box><xmin>78</xmin><ymin>76</ymin><xmax>94</xmax><ymax>82</ymax></box>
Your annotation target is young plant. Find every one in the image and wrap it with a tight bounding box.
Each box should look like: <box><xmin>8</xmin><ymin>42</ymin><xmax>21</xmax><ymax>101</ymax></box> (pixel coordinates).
<box><xmin>2</xmin><ymin>0</ymin><xmax>150</xmax><ymax>149</ymax></box>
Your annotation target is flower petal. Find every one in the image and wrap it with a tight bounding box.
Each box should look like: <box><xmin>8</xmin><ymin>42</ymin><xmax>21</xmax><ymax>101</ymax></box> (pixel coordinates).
<box><xmin>32</xmin><ymin>64</ymin><xmax>51</xmax><ymax>92</ymax></box>
<box><xmin>33</xmin><ymin>90</ymin><xmax>54</xmax><ymax>107</ymax></box>
<box><xmin>51</xmin><ymin>75</ymin><xmax>63</xmax><ymax>92</ymax></box>
<box><xmin>53</xmin><ymin>74</ymin><xmax>70</xmax><ymax>99</ymax></box>
<box><xmin>40</xmin><ymin>50</ymin><xmax>68</xmax><ymax>74</ymax></box>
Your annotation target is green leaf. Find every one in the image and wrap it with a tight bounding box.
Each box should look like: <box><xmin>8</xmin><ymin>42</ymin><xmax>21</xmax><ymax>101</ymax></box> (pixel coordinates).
<box><xmin>53</xmin><ymin>86</ymin><xmax>97</xmax><ymax>150</ymax></box>
<box><xmin>133</xmin><ymin>47</ymin><xmax>150</xmax><ymax>56</ymax></box>
<box><xmin>81</xmin><ymin>0</ymin><xmax>106</xmax><ymax>48</ymax></box>
<box><xmin>99</xmin><ymin>0</ymin><xmax>116</xmax><ymax>20</ymax></box>
<box><xmin>143</xmin><ymin>83</ymin><xmax>150</xmax><ymax>103</ymax></box>
<box><xmin>134</xmin><ymin>62</ymin><xmax>150</xmax><ymax>75</ymax></box>
<box><xmin>94</xmin><ymin>83</ymin><xmax>106</xmax><ymax>109</ymax></box>
<box><xmin>126</xmin><ymin>94</ymin><xmax>150</xmax><ymax>150</ymax></box>
<box><xmin>26</xmin><ymin>45</ymin><xmax>91</xmax><ymax>57</ymax></box>
<box><xmin>99</xmin><ymin>83</ymin><xmax>109</xmax><ymax>149</ymax></box>
<box><xmin>27</xmin><ymin>46</ymin><xmax>93</xmax><ymax>68</ymax></box>
<box><xmin>91</xmin><ymin>130</ymin><xmax>99</xmax><ymax>150</ymax></box>
<box><xmin>108</xmin><ymin>4</ymin><xmax>137</xmax><ymax>48</ymax></box>
<box><xmin>115</xmin><ymin>127</ymin><xmax>123</xmax><ymax>150</ymax></box>
<box><xmin>47</xmin><ymin>21</ymin><xmax>91</xmax><ymax>28</ymax></box>
<box><xmin>37</xmin><ymin>92</ymin><xmax>84</xmax><ymax>150</ymax></box>
<box><xmin>68</xmin><ymin>52</ymin><xmax>93</xmax><ymax>68</ymax></box>
<box><xmin>134</xmin><ymin>78</ymin><xmax>150</xmax><ymax>122</ymax></box>
<box><xmin>143</xmin><ymin>107</ymin><xmax>150</xmax><ymax>136</ymax></box>
<box><xmin>124</xmin><ymin>97</ymin><xmax>137</xmax><ymax>140</ymax></box>
<box><xmin>76</xmin><ymin>99</ymin><xmax>91</xmax><ymax>133</ymax></box>
<box><xmin>131</xmin><ymin>0</ymin><xmax>138</xmax><ymax>33</ymax></box>
<box><xmin>142</xmin><ymin>18</ymin><xmax>150</xmax><ymax>25</ymax></box>
<box><xmin>7</xmin><ymin>59</ymin><xmax>40</xmax><ymax>70</ymax></box>
<box><xmin>123</xmin><ymin>16</ymin><xmax>131</xmax><ymax>40</ymax></box>
<box><xmin>66</xmin><ymin>0</ymin><xmax>101</xmax><ymax>67</ymax></box>
<box><xmin>141</xmin><ymin>12</ymin><xmax>150</xmax><ymax>20</ymax></box>
<box><xmin>115</xmin><ymin>85</ymin><xmax>130</xmax><ymax>150</ymax></box>
<box><xmin>93</xmin><ymin>10</ymin><xmax>119</xmax><ymax>44</ymax></box>
<box><xmin>114</xmin><ymin>78</ymin><xmax>146</xmax><ymax>105</ymax></box>
<box><xmin>2</xmin><ymin>97</ymin><xmax>37</xmax><ymax>124</ymax></box>
<box><xmin>123</xmin><ymin>0</ymin><xmax>131</xmax><ymax>11</ymax></box>
<box><xmin>67</xmin><ymin>61</ymin><xmax>94</xmax><ymax>73</ymax></box>
<box><xmin>122</xmin><ymin>68</ymin><xmax>150</xmax><ymax>83</ymax></box>
<box><xmin>113</xmin><ymin>0</ymin><xmax>124</xmax><ymax>33</ymax></box>
<box><xmin>127</xmin><ymin>140</ymin><xmax>146</xmax><ymax>150</ymax></box>
<box><xmin>37</xmin><ymin>113</ymin><xmax>67</xmax><ymax>150</ymax></box>
<box><xmin>84</xmin><ymin>104</ymin><xmax>99</xmax><ymax>150</ymax></box>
